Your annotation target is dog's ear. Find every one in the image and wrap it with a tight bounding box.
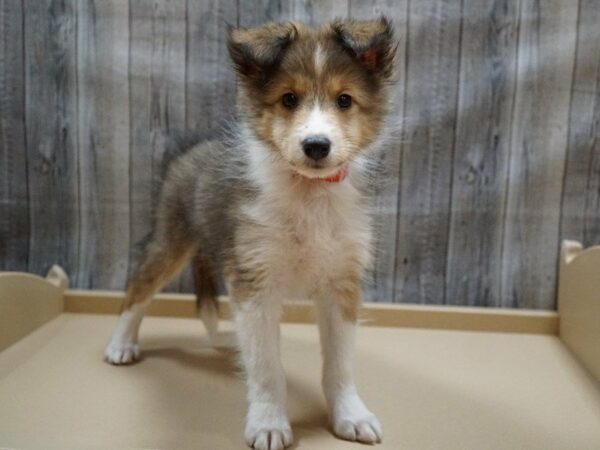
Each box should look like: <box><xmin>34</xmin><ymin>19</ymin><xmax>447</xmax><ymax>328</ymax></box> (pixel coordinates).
<box><xmin>331</xmin><ymin>16</ymin><xmax>396</xmax><ymax>79</ymax></box>
<box><xmin>227</xmin><ymin>22</ymin><xmax>297</xmax><ymax>83</ymax></box>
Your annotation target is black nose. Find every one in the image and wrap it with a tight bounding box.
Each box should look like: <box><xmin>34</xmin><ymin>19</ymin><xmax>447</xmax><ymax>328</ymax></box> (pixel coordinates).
<box><xmin>302</xmin><ymin>136</ymin><xmax>331</xmax><ymax>161</ymax></box>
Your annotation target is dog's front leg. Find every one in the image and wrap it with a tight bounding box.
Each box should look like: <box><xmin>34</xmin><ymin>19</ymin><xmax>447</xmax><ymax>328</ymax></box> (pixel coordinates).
<box><xmin>233</xmin><ymin>295</ymin><xmax>292</xmax><ymax>450</ymax></box>
<box><xmin>316</xmin><ymin>286</ymin><xmax>383</xmax><ymax>444</ymax></box>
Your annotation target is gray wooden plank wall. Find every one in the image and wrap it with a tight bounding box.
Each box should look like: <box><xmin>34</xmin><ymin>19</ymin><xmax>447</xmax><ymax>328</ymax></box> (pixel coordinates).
<box><xmin>0</xmin><ymin>0</ymin><xmax>598</xmax><ymax>309</ymax></box>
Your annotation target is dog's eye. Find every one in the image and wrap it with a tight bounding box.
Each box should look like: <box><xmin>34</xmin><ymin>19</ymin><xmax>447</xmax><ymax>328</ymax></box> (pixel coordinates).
<box><xmin>337</xmin><ymin>94</ymin><xmax>352</xmax><ymax>109</ymax></box>
<box><xmin>282</xmin><ymin>92</ymin><xmax>298</xmax><ymax>109</ymax></box>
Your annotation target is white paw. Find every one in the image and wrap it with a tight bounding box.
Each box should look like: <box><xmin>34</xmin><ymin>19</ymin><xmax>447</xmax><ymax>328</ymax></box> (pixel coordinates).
<box><xmin>330</xmin><ymin>393</ymin><xmax>383</xmax><ymax>444</ymax></box>
<box><xmin>245</xmin><ymin>403</ymin><xmax>293</xmax><ymax>450</ymax></box>
<box><xmin>104</xmin><ymin>342</ymin><xmax>140</xmax><ymax>365</ymax></box>
<box><xmin>333</xmin><ymin>414</ymin><xmax>382</xmax><ymax>444</ymax></box>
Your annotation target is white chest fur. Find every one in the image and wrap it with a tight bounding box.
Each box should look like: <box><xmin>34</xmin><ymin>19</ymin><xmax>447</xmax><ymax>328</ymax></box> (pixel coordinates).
<box><xmin>242</xmin><ymin>142</ymin><xmax>373</xmax><ymax>298</ymax></box>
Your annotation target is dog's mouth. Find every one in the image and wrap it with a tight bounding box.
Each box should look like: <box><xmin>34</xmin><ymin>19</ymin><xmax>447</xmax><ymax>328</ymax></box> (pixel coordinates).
<box><xmin>290</xmin><ymin>162</ymin><xmax>349</xmax><ymax>183</ymax></box>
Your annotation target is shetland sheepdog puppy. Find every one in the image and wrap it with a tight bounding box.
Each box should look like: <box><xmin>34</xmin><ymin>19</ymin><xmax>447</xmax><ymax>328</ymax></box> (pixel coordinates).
<box><xmin>105</xmin><ymin>17</ymin><xmax>397</xmax><ymax>450</ymax></box>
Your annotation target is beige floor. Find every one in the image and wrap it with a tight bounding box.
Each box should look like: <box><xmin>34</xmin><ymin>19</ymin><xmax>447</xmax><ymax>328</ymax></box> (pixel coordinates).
<box><xmin>1</xmin><ymin>314</ymin><xmax>599</xmax><ymax>450</ymax></box>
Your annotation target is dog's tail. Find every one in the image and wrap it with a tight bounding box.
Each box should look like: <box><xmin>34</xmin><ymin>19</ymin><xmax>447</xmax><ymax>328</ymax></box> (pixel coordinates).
<box><xmin>192</xmin><ymin>253</ymin><xmax>219</xmax><ymax>338</ymax></box>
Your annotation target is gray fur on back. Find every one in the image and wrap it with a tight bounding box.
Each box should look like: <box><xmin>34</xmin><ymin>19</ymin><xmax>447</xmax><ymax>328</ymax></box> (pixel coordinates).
<box><xmin>159</xmin><ymin>125</ymin><xmax>255</xmax><ymax>280</ymax></box>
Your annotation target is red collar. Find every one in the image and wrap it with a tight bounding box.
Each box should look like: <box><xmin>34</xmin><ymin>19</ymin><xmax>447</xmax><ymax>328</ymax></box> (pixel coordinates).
<box><xmin>321</xmin><ymin>165</ymin><xmax>349</xmax><ymax>183</ymax></box>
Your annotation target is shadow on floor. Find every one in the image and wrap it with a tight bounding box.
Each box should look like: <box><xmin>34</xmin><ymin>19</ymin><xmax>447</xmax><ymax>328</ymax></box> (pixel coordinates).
<box><xmin>136</xmin><ymin>331</ymin><xmax>334</xmax><ymax>448</ymax></box>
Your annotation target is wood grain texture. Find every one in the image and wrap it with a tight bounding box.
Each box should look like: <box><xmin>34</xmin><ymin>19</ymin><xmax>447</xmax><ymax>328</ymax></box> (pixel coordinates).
<box><xmin>284</xmin><ymin>0</ymin><xmax>348</xmax><ymax>23</ymax></box>
<box><xmin>446</xmin><ymin>0</ymin><xmax>519</xmax><ymax>307</ymax></box>
<box><xmin>238</xmin><ymin>0</ymin><xmax>281</xmax><ymax>26</ymax></box>
<box><xmin>239</xmin><ymin>0</ymin><xmax>348</xmax><ymax>26</ymax></box>
<box><xmin>1</xmin><ymin>0</ymin><xmax>599</xmax><ymax>309</ymax></box>
<box><xmin>349</xmin><ymin>0</ymin><xmax>408</xmax><ymax>303</ymax></box>
<box><xmin>128</xmin><ymin>0</ymin><xmax>187</xmax><ymax>290</ymax></box>
<box><xmin>560</xmin><ymin>0</ymin><xmax>600</xmax><ymax>249</ymax></box>
<box><xmin>0</xmin><ymin>0</ymin><xmax>28</xmax><ymax>272</ymax></box>
<box><xmin>395</xmin><ymin>0</ymin><xmax>462</xmax><ymax>304</ymax></box>
<box><xmin>501</xmin><ymin>0</ymin><xmax>578</xmax><ymax>309</ymax></box>
<box><xmin>76</xmin><ymin>0</ymin><xmax>131</xmax><ymax>288</ymax></box>
<box><xmin>23</xmin><ymin>0</ymin><xmax>79</xmax><ymax>278</ymax></box>
<box><xmin>186</xmin><ymin>0</ymin><xmax>237</xmax><ymax>132</ymax></box>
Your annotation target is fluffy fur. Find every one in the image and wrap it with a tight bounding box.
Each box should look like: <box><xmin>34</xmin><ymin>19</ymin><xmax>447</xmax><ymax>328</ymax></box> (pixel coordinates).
<box><xmin>105</xmin><ymin>17</ymin><xmax>397</xmax><ymax>450</ymax></box>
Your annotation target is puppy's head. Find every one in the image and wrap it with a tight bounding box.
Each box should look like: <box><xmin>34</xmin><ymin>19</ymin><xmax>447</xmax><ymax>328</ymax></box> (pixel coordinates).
<box><xmin>228</xmin><ymin>18</ymin><xmax>396</xmax><ymax>179</ymax></box>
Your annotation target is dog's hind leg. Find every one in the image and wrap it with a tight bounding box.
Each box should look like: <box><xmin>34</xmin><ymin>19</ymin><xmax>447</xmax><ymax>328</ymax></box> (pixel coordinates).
<box><xmin>193</xmin><ymin>253</ymin><xmax>219</xmax><ymax>338</ymax></box>
<box><xmin>104</xmin><ymin>223</ymin><xmax>196</xmax><ymax>365</ymax></box>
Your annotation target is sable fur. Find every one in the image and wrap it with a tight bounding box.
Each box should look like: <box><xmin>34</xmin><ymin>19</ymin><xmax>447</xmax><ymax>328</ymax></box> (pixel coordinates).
<box><xmin>106</xmin><ymin>17</ymin><xmax>397</xmax><ymax>450</ymax></box>
<box><xmin>123</xmin><ymin>17</ymin><xmax>396</xmax><ymax>314</ymax></box>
